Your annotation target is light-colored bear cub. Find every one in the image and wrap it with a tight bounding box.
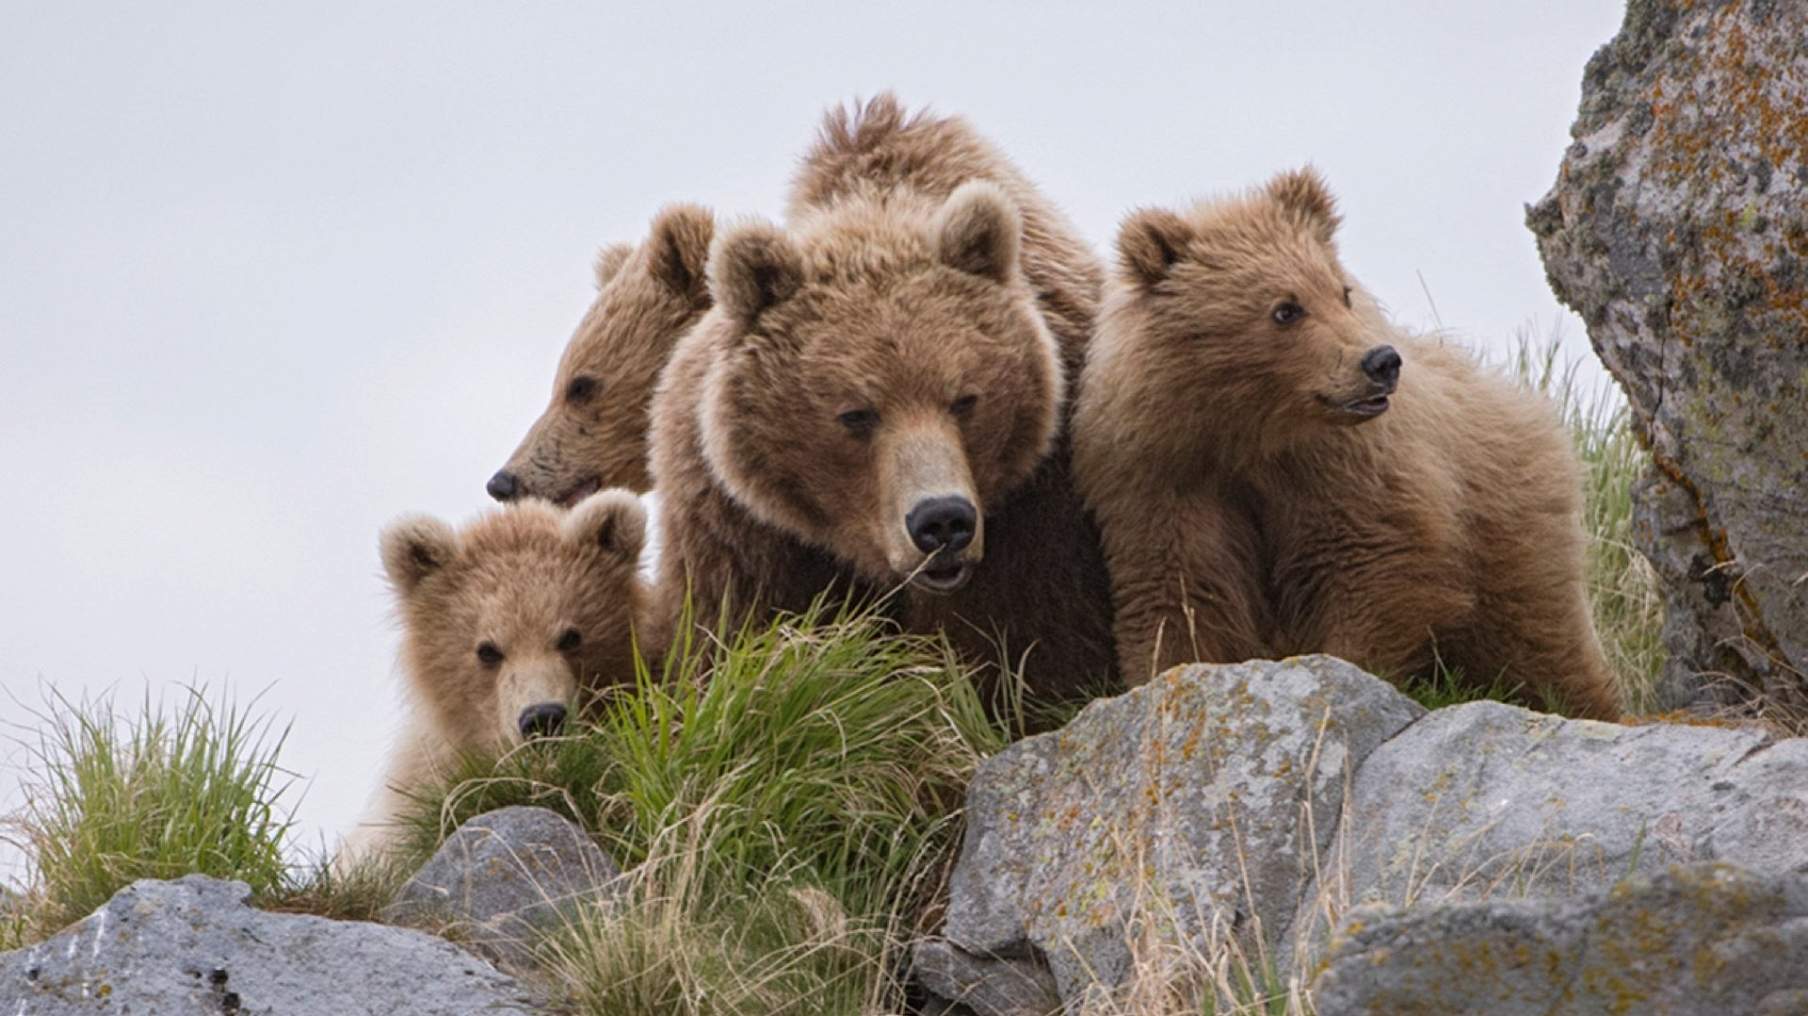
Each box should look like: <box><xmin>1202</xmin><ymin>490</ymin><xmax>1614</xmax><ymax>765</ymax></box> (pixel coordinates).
<box><xmin>339</xmin><ymin>490</ymin><xmax>655</xmax><ymax>864</ymax></box>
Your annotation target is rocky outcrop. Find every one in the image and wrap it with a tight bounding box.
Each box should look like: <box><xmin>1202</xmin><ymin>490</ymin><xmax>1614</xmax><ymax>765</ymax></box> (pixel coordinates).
<box><xmin>1314</xmin><ymin>863</ymin><xmax>1808</xmax><ymax>1015</ymax></box>
<box><xmin>1285</xmin><ymin>701</ymin><xmax>1808</xmax><ymax>962</ymax></box>
<box><xmin>0</xmin><ymin>875</ymin><xmax>536</xmax><ymax>1015</ymax></box>
<box><xmin>925</xmin><ymin>656</ymin><xmax>1423</xmax><ymax>1010</ymax></box>
<box><xmin>384</xmin><ymin>805</ymin><xmax>622</xmax><ymax>971</ymax></box>
<box><xmin>1528</xmin><ymin>0</ymin><xmax>1808</xmax><ymax>710</ymax></box>
<box><xmin>919</xmin><ymin>658</ymin><xmax>1808</xmax><ymax>1014</ymax></box>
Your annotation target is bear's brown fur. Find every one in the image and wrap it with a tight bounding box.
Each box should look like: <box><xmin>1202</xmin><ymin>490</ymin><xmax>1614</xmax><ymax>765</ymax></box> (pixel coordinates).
<box><xmin>491</xmin><ymin>204</ymin><xmax>714</xmax><ymax>503</ymax></box>
<box><xmin>1073</xmin><ymin>168</ymin><xmax>1620</xmax><ymax>720</ymax></box>
<box><xmin>340</xmin><ymin>491</ymin><xmax>657</xmax><ymax>863</ymax></box>
<box><xmin>648</xmin><ymin>96</ymin><xmax>1115</xmax><ymax>700</ymax></box>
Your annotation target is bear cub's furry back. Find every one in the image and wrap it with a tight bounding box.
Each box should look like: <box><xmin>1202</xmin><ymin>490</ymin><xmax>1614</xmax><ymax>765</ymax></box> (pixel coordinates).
<box><xmin>1074</xmin><ymin>168</ymin><xmax>1619</xmax><ymax>720</ymax></box>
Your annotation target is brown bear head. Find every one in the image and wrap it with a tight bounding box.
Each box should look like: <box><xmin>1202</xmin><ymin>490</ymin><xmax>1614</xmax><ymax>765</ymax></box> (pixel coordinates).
<box><xmin>490</xmin><ymin>204</ymin><xmax>715</xmax><ymax>504</ymax></box>
<box><xmin>695</xmin><ymin>181</ymin><xmax>1063</xmax><ymax>594</ymax></box>
<box><xmin>380</xmin><ymin>490</ymin><xmax>648</xmax><ymax>753</ymax></box>
<box><xmin>1107</xmin><ymin>167</ymin><xmax>1401</xmax><ymax>459</ymax></box>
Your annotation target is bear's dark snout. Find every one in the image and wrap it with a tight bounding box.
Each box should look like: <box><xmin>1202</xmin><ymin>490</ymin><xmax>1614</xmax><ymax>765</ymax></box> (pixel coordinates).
<box><xmin>486</xmin><ymin>469</ymin><xmax>520</xmax><ymax>502</ymax></box>
<box><xmin>517</xmin><ymin>702</ymin><xmax>566</xmax><ymax>739</ymax></box>
<box><xmin>906</xmin><ymin>496</ymin><xmax>978</xmax><ymax>555</ymax></box>
<box><xmin>1360</xmin><ymin>345</ymin><xmax>1402</xmax><ymax>389</ymax></box>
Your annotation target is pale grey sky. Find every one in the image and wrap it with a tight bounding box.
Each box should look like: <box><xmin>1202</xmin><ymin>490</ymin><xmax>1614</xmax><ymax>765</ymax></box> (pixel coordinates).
<box><xmin>0</xmin><ymin>1</ymin><xmax>1627</xmax><ymax>879</ymax></box>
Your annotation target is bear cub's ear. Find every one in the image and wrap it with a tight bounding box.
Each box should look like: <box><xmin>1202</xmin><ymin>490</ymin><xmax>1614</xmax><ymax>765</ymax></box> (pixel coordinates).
<box><xmin>709</xmin><ymin>220</ymin><xmax>804</xmax><ymax>327</ymax></box>
<box><xmin>646</xmin><ymin>203</ymin><xmax>715</xmax><ymax>303</ymax></box>
<box><xmin>594</xmin><ymin>243</ymin><xmax>635</xmax><ymax>290</ymax></box>
<box><xmin>380</xmin><ymin>515</ymin><xmax>460</xmax><ymax>594</ymax></box>
<box><xmin>1266</xmin><ymin>166</ymin><xmax>1341</xmax><ymax>245</ymax></box>
<box><xmin>563</xmin><ymin>488</ymin><xmax>647</xmax><ymax>566</ymax></box>
<box><xmin>1116</xmin><ymin>208</ymin><xmax>1194</xmax><ymax>290</ymax></box>
<box><xmin>935</xmin><ymin>181</ymin><xmax>1021</xmax><ymax>284</ymax></box>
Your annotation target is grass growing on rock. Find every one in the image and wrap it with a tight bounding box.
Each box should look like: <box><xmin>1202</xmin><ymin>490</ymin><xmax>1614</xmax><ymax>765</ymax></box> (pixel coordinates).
<box><xmin>8</xmin><ymin>686</ymin><xmax>296</xmax><ymax>937</ymax></box>
<box><xmin>396</xmin><ymin>598</ymin><xmax>1008</xmax><ymax>1013</ymax></box>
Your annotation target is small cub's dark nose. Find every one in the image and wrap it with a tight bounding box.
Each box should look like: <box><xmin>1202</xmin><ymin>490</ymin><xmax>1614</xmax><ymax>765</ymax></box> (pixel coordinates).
<box><xmin>517</xmin><ymin>702</ymin><xmax>566</xmax><ymax>739</ymax></box>
<box><xmin>486</xmin><ymin>469</ymin><xmax>520</xmax><ymax>502</ymax></box>
<box><xmin>1361</xmin><ymin>344</ymin><xmax>1402</xmax><ymax>388</ymax></box>
<box><xmin>906</xmin><ymin>496</ymin><xmax>977</xmax><ymax>555</ymax></box>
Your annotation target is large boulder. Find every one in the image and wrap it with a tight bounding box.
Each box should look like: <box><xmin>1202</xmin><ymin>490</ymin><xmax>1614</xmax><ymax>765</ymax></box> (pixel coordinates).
<box><xmin>1313</xmin><ymin>863</ymin><xmax>1808</xmax><ymax>1016</ymax></box>
<box><xmin>0</xmin><ymin>875</ymin><xmax>537</xmax><ymax>1015</ymax></box>
<box><xmin>1528</xmin><ymin>0</ymin><xmax>1808</xmax><ymax>709</ymax></box>
<box><xmin>384</xmin><ymin>805</ymin><xmax>622</xmax><ymax>970</ymax></box>
<box><xmin>929</xmin><ymin>657</ymin><xmax>1422</xmax><ymax>1008</ymax></box>
<box><xmin>1285</xmin><ymin>701</ymin><xmax>1808</xmax><ymax>964</ymax></box>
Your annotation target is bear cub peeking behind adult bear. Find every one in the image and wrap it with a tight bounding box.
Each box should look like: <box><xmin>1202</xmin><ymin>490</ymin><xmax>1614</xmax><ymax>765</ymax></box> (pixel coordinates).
<box><xmin>339</xmin><ymin>490</ymin><xmax>656</xmax><ymax>865</ymax></box>
<box><xmin>1073</xmin><ymin>168</ymin><xmax>1620</xmax><ymax>720</ymax></box>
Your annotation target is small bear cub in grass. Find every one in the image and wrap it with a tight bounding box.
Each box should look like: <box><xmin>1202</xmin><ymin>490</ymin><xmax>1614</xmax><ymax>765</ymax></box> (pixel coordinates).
<box><xmin>1073</xmin><ymin>167</ymin><xmax>1620</xmax><ymax>720</ymax></box>
<box><xmin>339</xmin><ymin>490</ymin><xmax>656</xmax><ymax>865</ymax></box>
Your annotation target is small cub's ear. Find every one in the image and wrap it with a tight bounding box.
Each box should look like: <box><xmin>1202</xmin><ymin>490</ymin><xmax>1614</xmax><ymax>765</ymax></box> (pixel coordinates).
<box><xmin>563</xmin><ymin>488</ymin><xmax>647</xmax><ymax>566</ymax></box>
<box><xmin>380</xmin><ymin>515</ymin><xmax>460</xmax><ymax>595</ymax></box>
<box><xmin>594</xmin><ymin>243</ymin><xmax>635</xmax><ymax>290</ymax></box>
<box><xmin>935</xmin><ymin>181</ymin><xmax>1021</xmax><ymax>284</ymax></box>
<box><xmin>1116</xmin><ymin>208</ymin><xmax>1193</xmax><ymax>289</ymax></box>
<box><xmin>709</xmin><ymin>220</ymin><xmax>804</xmax><ymax>326</ymax></box>
<box><xmin>646</xmin><ymin>203</ymin><xmax>715</xmax><ymax>303</ymax></box>
<box><xmin>1267</xmin><ymin>166</ymin><xmax>1341</xmax><ymax>244</ymax></box>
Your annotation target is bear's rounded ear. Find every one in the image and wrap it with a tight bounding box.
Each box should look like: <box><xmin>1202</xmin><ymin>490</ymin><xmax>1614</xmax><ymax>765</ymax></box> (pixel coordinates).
<box><xmin>380</xmin><ymin>515</ymin><xmax>459</xmax><ymax>595</ymax></box>
<box><xmin>594</xmin><ymin>243</ymin><xmax>635</xmax><ymax>290</ymax></box>
<box><xmin>1266</xmin><ymin>166</ymin><xmax>1341</xmax><ymax>244</ymax></box>
<box><xmin>935</xmin><ymin>181</ymin><xmax>1021</xmax><ymax>284</ymax></box>
<box><xmin>646</xmin><ymin>203</ymin><xmax>715</xmax><ymax>304</ymax></box>
<box><xmin>1116</xmin><ymin>208</ymin><xmax>1193</xmax><ymax>290</ymax></box>
<box><xmin>708</xmin><ymin>220</ymin><xmax>804</xmax><ymax>327</ymax></box>
<box><xmin>562</xmin><ymin>488</ymin><xmax>647</xmax><ymax>565</ymax></box>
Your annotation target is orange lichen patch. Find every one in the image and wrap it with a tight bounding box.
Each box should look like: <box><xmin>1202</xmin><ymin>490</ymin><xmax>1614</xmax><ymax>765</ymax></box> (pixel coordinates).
<box><xmin>1617</xmin><ymin>709</ymin><xmax>1753</xmax><ymax>729</ymax></box>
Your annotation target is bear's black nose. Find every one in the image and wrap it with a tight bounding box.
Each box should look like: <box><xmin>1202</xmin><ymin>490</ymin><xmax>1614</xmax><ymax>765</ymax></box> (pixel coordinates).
<box><xmin>906</xmin><ymin>496</ymin><xmax>977</xmax><ymax>555</ymax></box>
<box><xmin>1361</xmin><ymin>344</ymin><xmax>1402</xmax><ymax>388</ymax></box>
<box><xmin>517</xmin><ymin>702</ymin><xmax>566</xmax><ymax>739</ymax></box>
<box><xmin>486</xmin><ymin>469</ymin><xmax>520</xmax><ymax>502</ymax></box>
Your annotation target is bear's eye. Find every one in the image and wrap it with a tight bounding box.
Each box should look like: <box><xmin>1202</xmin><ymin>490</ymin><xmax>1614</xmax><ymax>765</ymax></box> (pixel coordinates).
<box><xmin>1342</xmin><ymin>286</ymin><xmax>1353</xmax><ymax>308</ymax></box>
<box><xmin>556</xmin><ymin>628</ymin><xmax>582</xmax><ymax>652</ymax></box>
<box><xmin>565</xmin><ymin>375</ymin><xmax>600</xmax><ymax>405</ymax></box>
<box><xmin>1271</xmin><ymin>301</ymin><xmax>1306</xmax><ymax>327</ymax></box>
<box><xmin>950</xmin><ymin>394</ymin><xmax>979</xmax><ymax>418</ymax></box>
<box><xmin>838</xmin><ymin>408</ymin><xmax>879</xmax><ymax>436</ymax></box>
<box><xmin>476</xmin><ymin>641</ymin><xmax>505</xmax><ymax>667</ymax></box>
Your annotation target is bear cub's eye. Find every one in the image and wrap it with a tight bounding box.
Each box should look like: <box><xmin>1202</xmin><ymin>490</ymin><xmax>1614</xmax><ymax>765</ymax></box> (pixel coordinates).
<box><xmin>566</xmin><ymin>375</ymin><xmax>600</xmax><ymax>405</ymax></box>
<box><xmin>1342</xmin><ymin>286</ymin><xmax>1353</xmax><ymax>308</ymax></box>
<box><xmin>556</xmin><ymin>628</ymin><xmax>582</xmax><ymax>652</ymax></box>
<box><xmin>838</xmin><ymin>408</ymin><xmax>879</xmax><ymax>436</ymax></box>
<box><xmin>476</xmin><ymin>641</ymin><xmax>505</xmax><ymax>666</ymax></box>
<box><xmin>1271</xmin><ymin>301</ymin><xmax>1306</xmax><ymax>327</ymax></box>
<box><xmin>951</xmin><ymin>394</ymin><xmax>979</xmax><ymax>418</ymax></box>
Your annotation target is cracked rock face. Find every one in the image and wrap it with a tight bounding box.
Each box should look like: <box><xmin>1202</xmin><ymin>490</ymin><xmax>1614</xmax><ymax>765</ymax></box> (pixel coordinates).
<box><xmin>934</xmin><ymin>657</ymin><xmax>1422</xmax><ymax>1007</ymax></box>
<box><xmin>0</xmin><ymin>875</ymin><xmax>537</xmax><ymax>1015</ymax></box>
<box><xmin>1528</xmin><ymin>0</ymin><xmax>1808</xmax><ymax>709</ymax></box>
<box><xmin>1313</xmin><ymin>863</ymin><xmax>1808</xmax><ymax>1016</ymax></box>
<box><xmin>1283</xmin><ymin>700</ymin><xmax>1808</xmax><ymax>968</ymax></box>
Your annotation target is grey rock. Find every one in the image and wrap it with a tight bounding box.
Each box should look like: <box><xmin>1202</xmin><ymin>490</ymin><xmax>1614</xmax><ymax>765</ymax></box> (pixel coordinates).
<box><xmin>1301</xmin><ymin>705</ymin><xmax>1808</xmax><ymax>918</ymax></box>
<box><xmin>943</xmin><ymin>657</ymin><xmax>1422</xmax><ymax>1003</ymax></box>
<box><xmin>0</xmin><ymin>874</ymin><xmax>536</xmax><ymax>1014</ymax></box>
<box><xmin>1529</xmin><ymin>0</ymin><xmax>1808</xmax><ymax>710</ymax></box>
<box><xmin>1285</xmin><ymin>700</ymin><xmax>1808</xmax><ymax>965</ymax></box>
<box><xmin>1313</xmin><ymin>863</ymin><xmax>1808</xmax><ymax>1015</ymax></box>
<box><xmin>911</xmin><ymin>940</ymin><xmax>1060</xmax><ymax>1016</ymax></box>
<box><xmin>384</xmin><ymin>805</ymin><xmax>621</xmax><ymax>970</ymax></box>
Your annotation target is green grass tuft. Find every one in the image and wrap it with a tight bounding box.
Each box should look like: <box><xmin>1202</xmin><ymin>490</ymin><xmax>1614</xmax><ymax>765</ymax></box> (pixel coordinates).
<box><xmin>13</xmin><ymin>686</ymin><xmax>296</xmax><ymax>936</ymax></box>
<box><xmin>394</xmin><ymin>596</ymin><xmax>1007</xmax><ymax>1013</ymax></box>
